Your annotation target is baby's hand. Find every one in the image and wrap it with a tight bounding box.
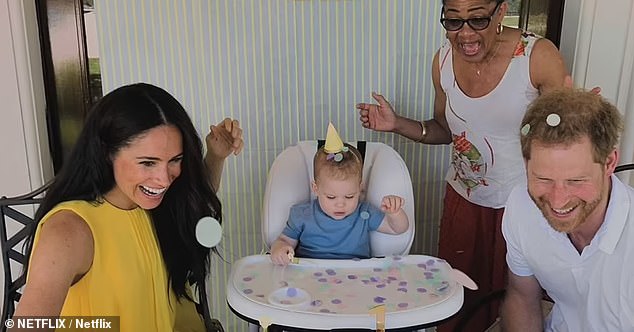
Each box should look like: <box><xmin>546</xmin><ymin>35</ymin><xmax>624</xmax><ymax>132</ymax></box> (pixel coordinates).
<box><xmin>270</xmin><ymin>246</ymin><xmax>295</xmax><ymax>266</ymax></box>
<box><xmin>381</xmin><ymin>195</ymin><xmax>404</xmax><ymax>214</ymax></box>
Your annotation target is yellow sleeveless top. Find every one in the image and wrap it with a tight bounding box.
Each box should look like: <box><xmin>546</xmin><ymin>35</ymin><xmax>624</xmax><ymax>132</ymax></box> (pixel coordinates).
<box><xmin>32</xmin><ymin>200</ymin><xmax>205</xmax><ymax>331</ymax></box>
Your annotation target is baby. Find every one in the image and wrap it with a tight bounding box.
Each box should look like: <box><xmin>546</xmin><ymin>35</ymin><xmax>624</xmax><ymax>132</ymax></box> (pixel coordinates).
<box><xmin>270</xmin><ymin>124</ymin><xmax>409</xmax><ymax>265</ymax></box>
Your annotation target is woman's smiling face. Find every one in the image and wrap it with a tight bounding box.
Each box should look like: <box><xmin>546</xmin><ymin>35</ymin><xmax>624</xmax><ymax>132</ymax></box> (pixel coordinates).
<box><xmin>105</xmin><ymin>124</ymin><xmax>183</xmax><ymax>210</ymax></box>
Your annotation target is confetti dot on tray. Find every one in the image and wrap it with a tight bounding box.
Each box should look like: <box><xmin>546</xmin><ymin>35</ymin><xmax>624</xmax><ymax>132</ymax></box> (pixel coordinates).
<box><xmin>311</xmin><ymin>300</ymin><xmax>322</xmax><ymax>306</ymax></box>
<box><xmin>398</xmin><ymin>303</ymin><xmax>409</xmax><ymax>308</ymax></box>
<box><xmin>347</xmin><ymin>275</ymin><xmax>358</xmax><ymax>280</ymax></box>
<box><xmin>374</xmin><ymin>296</ymin><xmax>386</xmax><ymax>304</ymax></box>
<box><xmin>243</xmin><ymin>289</ymin><xmax>253</xmax><ymax>294</ymax></box>
<box><xmin>399</xmin><ymin>281</ymin><xmax>408</xmax><ymax>286</ymax></box>
<box><xmin>314</xmin><ymin>272</ymin><xmax>323</xmax><ymax>277</ymax></box>
<box><xmin>242</xmin><ymin>277</ymin><xmax>253</xmax><ymax>282</ymax></box>
<box><xmin>373</xmin><ymin>267</ymin><xmax>383</xmax><ymax>272</ymax></box>
<box><xmin>331</xmin><ymin>299</ymin><xmax>342</xmax><ymax>304</ymax></box>
<box><xmin>417</xmin><ymin>288</ymin><xmax>427</xmax><ymax>293</ymax></box>
<box><xmin>376</xmin><ymin>284</ymin><xmax>386</xmax><ymax>288</ymax></box>
<box><xmin>318</xmin><ymin>278</ymin><xmax>327</xmax><ymax>282</ymax></box>
<box><xmin>397</xmin><ymin>288</ymin><xmax>408</xmax><ymax>293</ymax></box>
<box><xmin>417</xmin><ymin>263</ymin><xmax>427</xmax><ymax>269</ymax></box>
<box><xmin>286</xmin><ymin>288</ymin><xmax>298</xmax><ymax>297</ymax></box>
<box><xmin>326</xmin><ymin>269</ymin><xmax>336</xmax><ymax>275</ymax></box>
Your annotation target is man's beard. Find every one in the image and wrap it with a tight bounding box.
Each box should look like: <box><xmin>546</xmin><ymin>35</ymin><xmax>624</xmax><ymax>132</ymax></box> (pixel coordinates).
<box><xmin>530</xmin><ymin>194</ymin><xmax>602</xmax><ymax>233</ymax></box>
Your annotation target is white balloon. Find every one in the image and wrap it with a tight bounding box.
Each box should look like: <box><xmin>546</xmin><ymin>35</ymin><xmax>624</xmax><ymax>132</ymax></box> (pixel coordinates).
<box><xmin>195</xmin><ymin>216</ymin><xmax>222</xmax><ymax>248</ymax></box>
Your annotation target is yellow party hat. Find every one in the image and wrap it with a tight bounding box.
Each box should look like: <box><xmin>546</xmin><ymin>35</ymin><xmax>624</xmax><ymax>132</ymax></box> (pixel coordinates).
<box><xmin>324</xmin><ymin>122</ymin><xmax>345</xmax><ymax>154</ymax></box>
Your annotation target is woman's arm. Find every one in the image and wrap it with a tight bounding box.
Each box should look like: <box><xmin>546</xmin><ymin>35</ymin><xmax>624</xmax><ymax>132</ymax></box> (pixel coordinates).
<box><xmin>13</xmin><ymin>210</ymin><xmax>93</xmax><ymax>320</ymax></box>
<box><xmin>204</xmin><ymin>118</ymin><xmax>244</xmax><ymax>191</ymax></box>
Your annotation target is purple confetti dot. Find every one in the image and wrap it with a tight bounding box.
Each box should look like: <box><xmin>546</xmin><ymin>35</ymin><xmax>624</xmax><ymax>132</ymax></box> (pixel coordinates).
<box><xmin>388</xmin><ymin>276</ymin><xmax>397</xmax><ymax>281</ymax></box>
<box><xmin>318</xmin><ymin>278</ymin><xmax>328</xmax><ymax>282</ymax></box>
<box><xmin>311</xmin><ymin>300</ymin><xmax>322</xmax><ymax>306</ymax></box>
<box><xmin>392</xmin><ymin>255</ymin><xmax>403</xmax><ymax>261</ymax></box>
<box><xmin>370</xmin><ymin>277</ymin><xmax>379</xmax><ymax>282</ymax></box>
<box><xmin>417</xmin><ymin>263</ymin><xmax>427</xmax><ymax>269</ymax></box>
<box><xmin>320</xmin><ymin>309</ymin><xmax>331</xmax><ymax>313</ymax></box>
<box><xmin>373</xmin><ymin>296</ymin><xmax>386</xmax><ymax>304</ymax></box>
<box><xmin>437</xmin><ymin>284</ymin><xmax>449</xmax><ymax>292</ymax></box>
<box><xmin>376</xmin><ymin>284</ymin><xmax>386</xmax><ymax>288</ymax></box>
<box><xmin>398</xmin><ymin>287</ymin><xmax>408</xmax><ymax>292</ymax></box>
<box><xmin>398</xmin><ymin>303</ymin><xmax>409</xmax><ymax>308</ymax></box>
<box><xmin>424</xmin><ymin>272</ymin><xmax>433</xmax><ymax>277</ymax></box>
<box><xmin>333</xmin><ymin>278</ymin><xmax>343</xmax><ymax>284</ymax></box>
<box><xmin>314</xmin><ymin>272</ymin><xmax>323</xmax><ymax>277</ymax></box>
<box><xmin>399</xmin><ymin>281</ymin><xmax>408</xmax><ymax>286</ymax></box>
<box><xmin>326</xmin><ymin>269</ymin><xmax>336</xmax><ymax>276</ymax></box>
<box><xmin>256</xmin><ymin>294</ymin><xmax>264</xmax><ymax>298</ymax></box>
<box><xmin>417</xmin><ymin>288</ymin><xmax>427</xmax><ymax>293</ymax></box>
<box><xmin>347</xmin><ymin>275</ymin><xmax>358</xmax><ymax>280</ymax></box>
<box><xmin>373</xmin><ymin>267</ymin><xmax>383</xmax><ymax>272</ymax></box>
<box><xmin>331</xmin><ymin>299</ymin><xmax>342</xmax><ymax>304</ymax></box>
<box><xmin>286</xmin><ymin>287</ymin><xmax>298</xmax><ymax>297</ymax></box>
<box><xmin>426</xmin><ymin>259</ymin><xmax>435</xmax><ymax>265</ymax></box>
<box><xmin>431</xmin><ymin>268</ymin><xmax>440</xmax><ymax>272</ymax></box>
<box><xmin>243</xmin><ymin>289</ymin><xmax>253</xmax><ymax>294</ymax></box>
<box><xmin>242</xmin><ymin>277</ymin><xmax>253</xmax><ymax>282</ymax></box>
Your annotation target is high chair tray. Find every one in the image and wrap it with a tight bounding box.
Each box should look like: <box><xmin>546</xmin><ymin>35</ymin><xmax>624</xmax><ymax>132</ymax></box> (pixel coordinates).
<box><xmin>226</xmin><ymin>254</ymin><xmax>463</xmax><ymax>330</ymax></box>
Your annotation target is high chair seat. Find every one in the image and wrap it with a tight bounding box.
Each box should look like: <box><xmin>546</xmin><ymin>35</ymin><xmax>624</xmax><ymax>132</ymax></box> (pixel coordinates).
<box><xmin>227</xmin><ymin>140</ymin><xmax>467</xmax><ymax>331</ymax></box>
<box><xmin>261</xmin><ymin>140</ymin><xmax>415</xmax><ymax>257</ymax></box>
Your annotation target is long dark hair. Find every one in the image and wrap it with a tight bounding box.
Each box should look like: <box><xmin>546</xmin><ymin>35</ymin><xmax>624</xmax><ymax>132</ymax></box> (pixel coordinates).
<box><xmin>23</xmin><ymin>83</ymin><xmax>221</xmax><ymax>330</ymax></box>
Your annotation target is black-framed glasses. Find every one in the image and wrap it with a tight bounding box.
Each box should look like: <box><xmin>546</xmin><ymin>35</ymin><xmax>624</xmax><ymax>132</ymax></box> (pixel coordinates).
<box><xmin>440</xmin><ymin>2</ymin><xmax>502</xmax><ymax>32</ymax></box>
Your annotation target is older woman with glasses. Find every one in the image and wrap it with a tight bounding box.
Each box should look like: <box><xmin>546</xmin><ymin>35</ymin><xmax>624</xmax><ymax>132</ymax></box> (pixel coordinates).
<box><xmin>356</xmin><ymin>0</ymin><xmax>567</xmax><ymax>330</ymax></box>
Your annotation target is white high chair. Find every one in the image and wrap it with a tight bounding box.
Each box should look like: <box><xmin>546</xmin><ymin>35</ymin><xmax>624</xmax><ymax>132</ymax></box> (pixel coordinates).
<box><xmin>261</xmin><ymin>140</ymin><xmax>416</xmax><ymax>256</ymax></box>
<box><xmin>228</xmin><ymin>141</ymin><xmax>465</xmax><ymax>331</ymax></box>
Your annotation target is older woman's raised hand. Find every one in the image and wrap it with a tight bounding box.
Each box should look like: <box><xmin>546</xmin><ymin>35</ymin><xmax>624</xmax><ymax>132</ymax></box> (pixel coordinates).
<box><xmin>205</xmin><ymin>118</ymin><xmax>244</xmax><ymax>159</ymax></box>
<box><xmin>356</xmin><ymin>92</ymin><xmax>399</xmax><ymax>132</ymax></box>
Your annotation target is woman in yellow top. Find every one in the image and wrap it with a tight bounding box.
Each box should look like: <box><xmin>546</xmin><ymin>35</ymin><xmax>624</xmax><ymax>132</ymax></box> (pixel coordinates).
<box><xmin>13</xmin><ymin>83</ymin><xmax>243</xmax><ymax>331</ymax></box>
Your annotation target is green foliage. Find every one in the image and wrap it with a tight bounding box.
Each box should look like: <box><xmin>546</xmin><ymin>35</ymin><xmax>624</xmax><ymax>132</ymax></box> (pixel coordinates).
<box><xmin>506</xmin><ymin>0</ymin><xmax>521</xmax><ymax>15</ymax></box>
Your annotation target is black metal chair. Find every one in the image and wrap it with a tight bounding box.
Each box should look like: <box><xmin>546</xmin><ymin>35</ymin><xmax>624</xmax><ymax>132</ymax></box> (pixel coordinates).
<box><xmin>0</xmin><ymin>183</ymin><xmax>49</xmax><ymax>322</ymax></box>
<box><xmin>453</xmin><ymin>163</ymin><xmax>634</xmax><ymax>332</ymax></box>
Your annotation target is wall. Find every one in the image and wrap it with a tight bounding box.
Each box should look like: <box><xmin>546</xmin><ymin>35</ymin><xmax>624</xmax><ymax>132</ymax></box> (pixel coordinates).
<box><xmin>94</xmin><ymin>0</ymin><xmax>447</xmax><ymax>329</ymax></box>
<box><xmin>560</xmin><ymin>0</ymin><xmax>634</xmax><ymax>183</ymax></box>
<box><xmin>0</xmin><ymin>0</ymin><xmax>50</xmax><ymax>313</ymax></box>
<box><xmin>0</xmin><ymin>1</ymin><xmax>51</xmax><ymax>195</ymax></box>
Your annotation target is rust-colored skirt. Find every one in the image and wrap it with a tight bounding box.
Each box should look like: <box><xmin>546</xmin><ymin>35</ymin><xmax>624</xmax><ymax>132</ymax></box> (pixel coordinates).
<box><xmin>436</xmin><ymin>184</ymin><xmax>507</xmax><ymax>332</ymax></box>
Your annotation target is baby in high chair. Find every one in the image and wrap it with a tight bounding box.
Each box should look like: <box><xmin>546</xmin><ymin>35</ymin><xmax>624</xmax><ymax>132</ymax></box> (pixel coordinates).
<box><xmin>270</xmin><ymin>123</ymin><xmax>409</xmax><ymax>265</ymax></box>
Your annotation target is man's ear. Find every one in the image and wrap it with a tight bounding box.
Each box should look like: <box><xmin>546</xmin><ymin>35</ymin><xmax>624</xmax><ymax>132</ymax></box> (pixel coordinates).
<box><xmin>605</xmin><ymin>149</ymin><xmax>619</xmax><ymax>175</ymax></box>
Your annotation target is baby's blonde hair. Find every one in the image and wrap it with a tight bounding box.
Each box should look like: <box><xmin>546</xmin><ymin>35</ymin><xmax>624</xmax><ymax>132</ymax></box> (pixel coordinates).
<box><xmin>313</xmin><ymin>143</ymin><xmax>363</xmax><ymax>183</ymax></box>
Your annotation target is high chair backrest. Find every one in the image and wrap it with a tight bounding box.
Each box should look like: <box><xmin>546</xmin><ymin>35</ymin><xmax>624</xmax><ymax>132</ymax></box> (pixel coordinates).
<box><xmin>262</xmin><ymin>141</ymin><xmax>415</xmax><ymax>257</ymax></box>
